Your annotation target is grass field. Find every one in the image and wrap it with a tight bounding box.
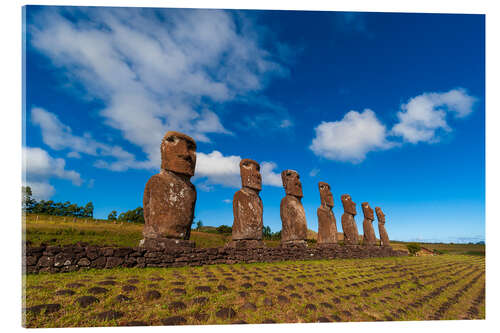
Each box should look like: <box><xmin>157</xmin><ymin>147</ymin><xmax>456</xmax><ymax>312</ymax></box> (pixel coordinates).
<box><xmin>23</xmin><ymin>214</ymin><xmax>485</xmax><ymax>255</ymax></box>
<box><xmin>23</xmin><ymin>214</ymin><xmax>283</xmax><ymax>248</ymax></box>
<box><xmin>23</xmin><ymin>254</ymin><xmax>485</xmax><ymax>327</ymax></box>
<box><xmin>22</xmin><ymin>214</ymin><xmax>486</xmax><ymax>327</ymax></box>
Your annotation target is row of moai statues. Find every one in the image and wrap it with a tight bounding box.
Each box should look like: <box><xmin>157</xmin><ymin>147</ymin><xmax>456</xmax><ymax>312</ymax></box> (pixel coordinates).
<box><xmin>141</xmin><ymin>131</ymin><xmax>390</xmax><ymax>249</ymax></box>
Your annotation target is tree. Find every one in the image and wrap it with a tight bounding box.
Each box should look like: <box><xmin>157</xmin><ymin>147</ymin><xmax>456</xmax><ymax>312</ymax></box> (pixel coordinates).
<box><xmin>117</xmin><ymin>207</ymin><xmax>144</xmax><ymax>223</ymax></box>
<box><xmin>195</xmin><ymin>220</ymin><xmax>203</xmax><ymax>230</ymax></box>
<box><xmin>216</xmin><ymin>225</ymin><xmax>232</xmax><ymax>234</ymax></box>
<box><xmin>84</xmin><ymin>202</ymin><xmax>94</xmax><ymax>218</ymax></box>
<box><xmin>22</xmin><ymin>186</ymin><xmax>36</xmax><ymax>212</ymax></box>
<box><xmin>108</xmin><ymin>210</ymin><xmax>117</xmax><ymax>221</ymax></box>
<box><xmin>406</xmin><ymin>243</ymin><xmax>421</xmax><ymax>256</ymax></box>
<box><xmin>263</xmin><ymin>225</ymin><xmax>272</xmax><ymax>238</ymax></box>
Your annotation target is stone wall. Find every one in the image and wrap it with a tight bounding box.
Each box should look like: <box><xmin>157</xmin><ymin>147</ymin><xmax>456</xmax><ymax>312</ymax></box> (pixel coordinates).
<box><xmin>23</xmin><ymin>243</ymin><xmax>407</xmax><ymax>274</ymax></box>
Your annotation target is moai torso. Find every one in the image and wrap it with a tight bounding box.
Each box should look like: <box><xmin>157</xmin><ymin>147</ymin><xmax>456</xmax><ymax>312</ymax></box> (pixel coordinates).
<box><xmin>143</xmin><ymin>171</ymin><xmax>196</xmax><ymax>239</ymax></box>
<box><xmin>341</xmin><ymin>194</ymin><xmax>359</xmax><ymax>245</ymax></box>
<box><xmin>232</xmin><ymin>159</ymin><xmax>263</xmax><ymax>240</ymax></box>
<box><xmin>142</xmin><ymin>131</ymin><xmax>197</xmax><ymax>240</ymax></box>
<box><xmin>280</xmin><ymin>170</ymin><xmax>307</xmax><ymax>243</ymax></box>
<box><xmin>361</xmin><ymin>202</ymin><xmax>377</xmax><ymax>246</ymax></box>
<box><xmin>376</xmin><ymin>207</ymin><xmax>390</xmax><ymax>246</ymax></box>
<box><xmin>317</xmin><ymin>182</ymin><xmax>338</xmax><ymax>244</ymax></box>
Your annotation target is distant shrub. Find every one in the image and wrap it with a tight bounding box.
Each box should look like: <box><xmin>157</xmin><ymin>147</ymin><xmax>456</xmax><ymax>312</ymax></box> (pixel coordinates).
<box><xmin>216</xmin><ymin>225</ymin><xmax>232</xmax><ymax>234</ymax></box>
<box><xmin>464</xmin><ymin>250</ymin><xmax>485</xmax><ymax>256</ymax></box>
<box><xmin>407</xmin><ymin>243</ymin><xmax>421</xmax><ymax>256</ymax></box>
<box><xmin>306</xmin><ymin>239</ymin><xmax>317</xmax><ymax>245</ymax></box>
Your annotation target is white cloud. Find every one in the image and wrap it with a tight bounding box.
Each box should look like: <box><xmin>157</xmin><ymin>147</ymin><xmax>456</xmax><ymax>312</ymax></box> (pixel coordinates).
<box><xmin>391</xmin><ymin>88</ymin><xmax>476</xmax><ymax>143</ymax></box>
<box><xmin>31</xmin><ymin>107</ymin><xmax>142</xmax><ymax>171</ymax></box>
<box><xmin>309</xmin><ymin>168</ymin><xmax>320</xmax><ymax>177</ymax></box>
<box><xmin>222</xmin><ymin>199</ymin><xmax>231</xmax><ymax>204</ymax></box>
<box><xmin>279</xmin><ymin>119</ymin><xmax>293</xmax><ymax>128</ymax></box>
<box><xmin>25</xmin><ymin>181</ymin><xmax>55</xmax><ymax>200</ymax></box>
<box><xmin>23</xmin><ymin>147</ymin><xmax>83</xmax><ymax>199</ymax></box>
<box><xmin>261</xmin><ymin>162</ymin><xmax>282</xmax><ymax>187</ymax></box>
<box><xmin>194</xmin><ymin>151</ymin><xmax>241</xmax><ymax>188</ymax></box>
<box><xmin>29</xmin><ymin>7</ymin><xmax>289</xmax><ymax>171</ymax></box>
<box><xmin>193</xmin><ymin>150</ymin><xmax>282</xmax><ymax>189</ymax></box>
<box><xmin>310</xmin><ymin>109</ymin><xmax>394</xmax><ymax>163</ymax></box>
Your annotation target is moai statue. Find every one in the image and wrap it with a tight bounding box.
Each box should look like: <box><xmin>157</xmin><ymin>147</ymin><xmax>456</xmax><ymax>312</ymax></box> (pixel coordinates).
<box><xmin>227</xmin><ymin>159</ymin><xmax>264</xmax><ymax>248</ymax></box>
<box><xmin>375</xmin><ymin>207</ymin><xmax>390</xmax><ymax>246</ymax></box>
<box><xmin>341</xmin><ymin>194</ymin><xmax>359</xmax><ymax>245</ymax></box>
<box><xmin>317</xmin><ymin>182</ymin><xmax>338</xmax><ymax>245</ymax></box>
<box><xmin>361</xmin><ymin>202</ymin><xmax>377</xmax><ymax>246</ymax></box>
<box><xmin>280</xmin><ymin>170</ymin><xmax>308</xmax><ymax>246</ymax></box>
<box><xmin>141</xmin><ymin>131</ymin><xmax>197</xmax><ymax>249</ymax></box>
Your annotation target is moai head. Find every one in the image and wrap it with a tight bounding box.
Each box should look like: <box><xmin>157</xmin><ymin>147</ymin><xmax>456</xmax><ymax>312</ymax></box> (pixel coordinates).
<box><xmin>281</xmin><ymin>170</ymin><xmax>303</xmax><ymax>198</ymax></box>
<box><xmin>160</xmin><ymin>131</ymin><xmax>197</xmax><ymax>177</ymax></box>
<box><xmin>318</xmin><ymin>182</ymin><xmax>334</xmax><ymax>208</ymax></box>
<box><xmin>375</xmin><ymin>207</ymin><xmax>385</xmax><ymax>224</ymax></box>
<box><xmin>341</xmin><ymin>194</ymin><xmax>357</xmax><ymax>216</ymax></box>
<box><xmin>362</xmin><ymin>202</ymin><xmax>374</xmax><ymax>220</ymax></box>
<box><xmin>240</xmin><ymin>158</ymin><xmax>262</xmax><ymax>192</ymax></box>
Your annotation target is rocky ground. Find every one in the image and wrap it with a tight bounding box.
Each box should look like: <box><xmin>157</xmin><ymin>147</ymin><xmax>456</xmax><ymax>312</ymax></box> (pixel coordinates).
<box><xmin>23</xmin><ymin>254</ymin><xmax>485</xmax><ymax>327</ymax></box>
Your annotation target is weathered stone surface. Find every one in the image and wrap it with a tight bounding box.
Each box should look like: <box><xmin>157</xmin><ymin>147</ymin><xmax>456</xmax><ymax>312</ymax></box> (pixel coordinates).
<box><xmin>142</xmin><ymin>131</ymin><xmax>197</xmax><ymax>243</ymax></box>
<box><xmin>76</xmin><ymin>296</ymin><xmax>99</xmax><ymax>308</ymax></box>
<box><xmin>341</xmin><ymin>194</ymin><xmax>359</xmax><ymax>245</ymax></box>
<box><xmin>376</xmin><ymin>207</ymin><xmax>390</xmax><ymax>246</ymax></box>
<box><xmin>225</xmin><ymin>239</ymin><xmax>264</xmax><ymax>249</ymax></box>
<box><xmin>25</xmin><ymin>242</ymin><xmax>406</xmax><ymax>274</ymax></box>
<box><xmin>231</xmin><ymin>159</ymin><xmax>263</xmax><ymax>242</ymax></box>
<box><xmin>280</xmin><ymin>170</ymin><xmax>307</xmax><ymax>244</ymax></box>
<box><xmin>77</xmin><ymin>258</ymin><xmax>90</xmax><ymax>266</ymax></box>
<box><xmin>24</xmin><ymin>303</ymin><xmax>61</xmax><ymax>315</ymax></box>
<box><xmin>362</xmin><ymin>202</ymin><xmax>377</xmax><ymax>246</ymax></box>
<box><xmin>317</xmin><ymin>182</ymin><xmax>338</xmax><ymax>244</ymax></box>
<box><xmin>95</xmin><ymin>310</ymin><xmax>124</xmax><ymax>321</ymax></box>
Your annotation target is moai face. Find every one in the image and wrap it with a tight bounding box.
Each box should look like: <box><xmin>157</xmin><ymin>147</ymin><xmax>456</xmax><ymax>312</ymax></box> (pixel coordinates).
<box><xmin>281</xmin><ymin>170</ymin><xmax>303</xmax><ymax>198</ymax></box>
<box><xmin>160</xmin><ymin>131</ymin><xmax>197</xmax><ymax>177</ymax></box>
<box><xmin>375</xmin><ymin>207</ymin><xmax>386</xmax><ymax>223</ymax></box>
<box><xmin>341</xmin><ymin>194</ymin><xmax>357</xmax><ymax>216</ymax></box>
<box><xmin>318</xmin><ymin>182</ymin><xmax>334</xmax><ymax>208</ymax></box>
<box><xmin>362</xmin><ymin>202</ymin><xmax>374</xmax><ymax>220</ymax></box>
<box><xmin>240</xmin><ymin>159</ymin><xmax>262</xmax><ymax>191</ymax></box>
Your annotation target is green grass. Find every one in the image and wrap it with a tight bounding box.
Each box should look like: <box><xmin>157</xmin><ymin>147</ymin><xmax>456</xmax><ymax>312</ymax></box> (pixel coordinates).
<box><xmin>24</xmin><ymin>214</ymin><xmax>484</xmax><ymax>254</ymax></box>
<box><xmin>23</xmin><ymin>255</ymin><xmax>485</xmax><ymax>327</ymax></box>
<box><xmin>23</xmin><ymin>214</ymin><xmax>279</xmax><ymax>248</ymax></box>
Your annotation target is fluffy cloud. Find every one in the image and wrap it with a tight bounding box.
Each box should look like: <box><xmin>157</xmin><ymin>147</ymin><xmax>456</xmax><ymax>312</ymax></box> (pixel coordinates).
<box><xmin>309</xmin><ymin>168</ymin><xmax>320</xmax><ymax>177</ymax></box>
<box><xmin>261</xmin><ymin>162</ymin><xmax>283</xmax><ymax>186</ymax></box>
<box><xmin>391</xmin><ymin>89</ymin><xmax>476</xmax><ymax>143</ymax></box>
<box><xmin>31</xmin><ymin>107</ymin><xmax>143</xmax><ymax>171</ymax></box>
<box><xmin>310</xmin><ymin>88</ymin><xmax>477</xmax><ymax>163</ymax></box>
<box><xmin>25</xmin><ymin>181</ymin><xmax>55</xmax><ymax>200</ymax></box>
<box><xmin>29</xmin><ymin>7</ymin><xmax>289</xmax><ymax>171</ymax></box>
<box><xmin>23</xmin><ymin>147</ymin><xmax>83</xmax><ymax>199</ymax></box>
<box><xmin>310</xmin><ymin>109</ymin><xmax>394</xmax><ymax>163</ymax></box>
<box><xmin>194</xmin><ymin>151</ymin><xmax>282</xmax><ymax>189</ymax></box>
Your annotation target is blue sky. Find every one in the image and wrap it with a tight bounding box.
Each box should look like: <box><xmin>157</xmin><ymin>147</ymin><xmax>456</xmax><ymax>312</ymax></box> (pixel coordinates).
<box><xmin>23</xmin><ymin>6</ymin><xmax>485</xmax><ymax>243</ymax></box>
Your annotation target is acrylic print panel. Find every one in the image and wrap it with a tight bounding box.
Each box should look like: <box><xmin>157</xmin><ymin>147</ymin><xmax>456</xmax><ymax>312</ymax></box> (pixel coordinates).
<box><xmin>22</xmin><ymin>4</ymin><xmax>485</xmax><ymax>328</ymax></box>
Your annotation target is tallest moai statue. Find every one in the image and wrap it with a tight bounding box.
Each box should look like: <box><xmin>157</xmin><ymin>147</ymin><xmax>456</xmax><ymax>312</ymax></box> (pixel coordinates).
<box><xmin>141</xmin><ymin>131</ymin><xmax>197</xmax><ymax>249</ymax></box>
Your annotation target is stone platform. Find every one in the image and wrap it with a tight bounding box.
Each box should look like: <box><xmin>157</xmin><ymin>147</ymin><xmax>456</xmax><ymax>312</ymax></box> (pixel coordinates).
<box><xmin>24</xmin><ymin>243</ymin><xmax>407</xmax><ymax>274</ymax></box>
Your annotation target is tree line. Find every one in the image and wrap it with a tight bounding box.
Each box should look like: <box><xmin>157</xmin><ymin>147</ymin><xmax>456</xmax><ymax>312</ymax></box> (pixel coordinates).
<box><xmin>107</xmin><ymin>207</ymin><xmax>144</xmax><ymax>223</ymax></box>
<box><xmin>22</xmin><ymin>186</ymin><xmax>94</xmax><ymax>218</ymax></box>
